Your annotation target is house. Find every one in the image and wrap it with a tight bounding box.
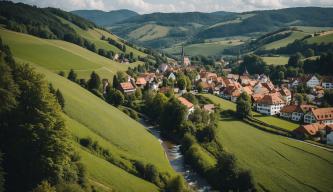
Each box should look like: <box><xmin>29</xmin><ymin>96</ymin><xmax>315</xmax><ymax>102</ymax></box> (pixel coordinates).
<box><xmin>306</xmin><ymin>75</ymin><xmax>320</xmax><ymax>88</ymax></box>
<box><xmin>178</xmin><ymin>97</ymin><xmax>195</xmax><ymax>114</ymax></box>
<box><xmin>168</xmin><ymin>73</ymin><xmax>176</xmax><ymax>81</ymax></box>
<box><xmin>158</xmin><ymin>63</ymin><xmax>169</xmax><ymax>73</ymax></box>
<box><xmin>255</xmin><ymin>94</ymin><xmax>286</xmax><ymax>115</ymax></box>
<box><xmin>322</xmin><ymin>76</ymin><xmax>333</xmax><ymax>89</ymax></box>
<box><xmin>280</xmin><ymin>104</ymin><xmax>316</xmax><ymax>122</ymax></box>
<box><xmin>135</xmin><ymin>77</ymin><xmax>147</xmax><ymax>88</ymax></box>
<box><xmin>304</xmin><ymin>107</ymin><xmax>333</xmax><ymax>125</ymax></box>
<box><xmin>203</xmin><ymin>104</ymin><xmax>215</xmax><ymax>113</ymax></box>
<box><xmin>120</xmin><ymin>82</ymin><xmax>136</xmax><ymax>94</ymax></box>
<box><xmin>293</xmin><ymin>123</ymin><xmax>326</xmax><ymax>139</ymax></box>
<box><xmin>289</xmin><ymin>78</ymin><xmax>300</xmax><ymax>88</ymax></box>
<box><xmin>279</xmin><ymin>87</ymin><xmax>292</xmax><ymax>104</ymax></box>
<box><xmin>227</xmin><ymin>74</ymin><xmax>239</xmax><ymax>81</ymax></box>
<box><xmin>183</xmin><ymin>57</ymin><xmax>191</xmax><ymax>66</ymax></box>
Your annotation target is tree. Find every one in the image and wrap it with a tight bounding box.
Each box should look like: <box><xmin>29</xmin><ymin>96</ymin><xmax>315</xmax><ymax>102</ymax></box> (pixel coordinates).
<box><xmin>304</xmin><ymin>48</ymin><xmax>315</xmax><ymax>58</ymax></box>
<box><xmin>105</xmin><ymin>87</ymin><xmax>124</xmax><ymax>107</ymax></box>
<box><xmin>0</xmin><ymin>152</ymin><xmax>4</xmax><ymax>192</ymax></box>
<box><xmin>55</xmin><ymin>89</ymin><xmax>65</xmax><ymax>110</ymax></box>
<box><xmin>236</xmin><ymin>92</ymin><xmax>252</xmax><ymax>118</ymax></box>
<box><xmin>148</xmin><ymin>93</ymin><xmax>168</xmax><ymax>121</ymax></box>
<box><xmin>166</xmin><ymin>175</ymin><xmax>189</xmax><ymax>192</ymax></box>
<box><xmin>135</xmin><ymin>88</ymin><xmax>142</xmax><ymax>100</ymax></box>
<box><xmin>0</xmin><ymin>43</ymin><xmax>87</xmax><ymax>191</ymax></box>
<box><xmin>288</xmin><ymin>52</ymin><xmax>303</xmax><ymax>68</ymax></box>
<box><xmin>58</xmin><ymin>71</ymin><xmax>65</xmax><ymax>77</ymax></box>
<box><xmin>160</xmin><ymin>97</ymin><xmax>187</xmax><ymax>137</ymax></box>
<box><xmin>294</xmin><ymin>93</ymin><xmax>304</xmax><ymax>104</ymax></box>
<box><xmin>32</xmin><ymin>181</ymin><xmax>56</xmax><ymax>192</ymax></box>
<box><xmin>67</xmin><ymin>69</ymin><xmax>77</xmax><ymax>82</ymax></box>
<box><xmin>87</xmin><ymin>71</ymin><xmax>101</xmax><ymax>91</ymax></box>
<box><xmin>323</xmin><ymin>90</ymin><xmax>333</xmax><ymax>106</ymax></box>
<box><xmin>112</xmin><ymin>75</ymin><xmax>119</xmax><ymax>89</ymax></box>
<box><xmin>177</xmin><ymin>76</ymin><xmax>187</xmax><ymax>90</ymax></box>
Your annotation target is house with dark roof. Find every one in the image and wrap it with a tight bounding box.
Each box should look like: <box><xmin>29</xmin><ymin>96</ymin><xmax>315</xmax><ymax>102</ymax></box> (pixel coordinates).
<box><xmin>280</xmin><ymin>104</ymin><xmax>316</xmax><ymax>122</ymax></box>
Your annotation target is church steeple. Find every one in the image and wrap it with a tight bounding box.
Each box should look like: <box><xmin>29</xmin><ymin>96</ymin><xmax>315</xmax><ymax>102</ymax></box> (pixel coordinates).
<box><xmin>181</xmin><ymin>45</ymin><xmax>185</xmax><ymax>65</ymax></box>
<box><xmin>243</xmin><ymin>65</ymin><xmax>249</xmax><ymax>76</ymax></box>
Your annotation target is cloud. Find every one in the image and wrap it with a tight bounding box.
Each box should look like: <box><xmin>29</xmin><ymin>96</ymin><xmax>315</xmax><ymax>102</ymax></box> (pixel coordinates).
<box><xmin>10</xmin><ymin>0</ymin><xmax>333</xmax><ymax>13</ymax></box>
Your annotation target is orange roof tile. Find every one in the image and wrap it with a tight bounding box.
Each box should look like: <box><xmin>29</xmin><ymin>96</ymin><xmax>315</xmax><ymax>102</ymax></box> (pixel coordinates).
<box><xmin>311</xmin><ymin>108</ymin><xmax>333</xmax><ymax>121</ymax></box>
<box><xmin>178</xmin><ymin>97</ymin><xmax>194</xmax><ymax>109</ymax></box>
<box><xmin>257</xmin><ymin>94</ymin><xmax>285</xmax><ymax>105</ymax></box>
<box><xmin>295</xmin><ymin>123</ymin><xmax>326</xmax><ymax>135</ymax></box>
<box><xmin>136</xmin><ymin>77</ymin><xmax>147</xmax><ymax>85</ymax></box>
<box><xmin>120</xmin><ymin>82</ymin><xmax>135</xmax><ymax>90</ymax></box>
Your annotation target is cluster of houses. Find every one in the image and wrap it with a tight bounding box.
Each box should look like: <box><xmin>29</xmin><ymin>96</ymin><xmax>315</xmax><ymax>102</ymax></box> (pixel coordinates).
<box><xmin>111</xmin><ymin>53</ymin><xmax>333</xmax><ymax>144</ymax></box>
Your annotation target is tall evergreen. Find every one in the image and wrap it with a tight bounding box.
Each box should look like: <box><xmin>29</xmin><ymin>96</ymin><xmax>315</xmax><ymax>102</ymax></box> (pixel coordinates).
<box><xmin>55</xmin><ymin>89</ymin><xmax>65</xmax><ymax>110</ymax></box>
<box><xmin>87</xmin><ymin>71</ymin><xmax>101</xmax><ymax>91</ymax></box>
<box><xmin>112</xmin><ymin>75</ymin><xmax>119</xmax><ymax>89</ymax></box>
<box><xmin>0</xmin><ymin>152</ymin><xmax>4</xmax><ymax>192</ymax></box>
<box><xmin>0</xmin><ymin>40</ymin><xmax>87</xmax><ymax>191</ymax></box>
<box><xmin>67</xmin><ymin>69</ymin><xmax>77</xmax><ymax>82</ymax></box>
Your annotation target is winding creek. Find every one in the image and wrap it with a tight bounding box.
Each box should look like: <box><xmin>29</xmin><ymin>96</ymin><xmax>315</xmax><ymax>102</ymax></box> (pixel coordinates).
<box><xmin>140</xmin><ymin>119</ymin><xmax>212</xmax><ymax>192</ymax></box>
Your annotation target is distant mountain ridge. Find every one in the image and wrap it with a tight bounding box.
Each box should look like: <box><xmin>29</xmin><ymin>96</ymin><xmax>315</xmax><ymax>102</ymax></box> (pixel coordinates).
<box><xmin>71</xmin><ymin>9</ymin><xmax>139</xmax><ymax>26</ymax></box>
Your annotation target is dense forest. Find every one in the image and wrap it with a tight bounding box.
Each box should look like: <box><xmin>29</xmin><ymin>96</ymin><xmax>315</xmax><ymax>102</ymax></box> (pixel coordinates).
<box><xmin>0</xmin><ymin>39</ymin><xmax>90</xmax><ymax>191</ymax></box>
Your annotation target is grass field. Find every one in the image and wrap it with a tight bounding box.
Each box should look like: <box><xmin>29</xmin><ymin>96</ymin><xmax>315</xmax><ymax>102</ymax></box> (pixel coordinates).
<box><xmin>216</xmin><ymin>118</ymin><xmax>333</xmax><ymax>192</ymax></box>
<box><xmin>306</xmin><ymin>33</ymin><xmax>333</xmax><ymax>44</ymax></box>
<box><xmin>204</xmin><ymin>94</ymin><xmax>333</xmax><ymax>191</ymax></box>
<box><xmin>2</xmin><ymin>27</ymin><xmax>176</xmax><ymax>190</ymax></box>
<box><xmin>164</xmin><ymin>40</ymin><xmax>243</xmax><ymax>56</ymax></box>
<box><xmin>263</xmin><ymin>31</ymin><xmax>308</xmax><ymax>50</ymax></box>
<box><xmin>56</xmin><ymin>16</ymin><xmax>146</xmax><ymax>58</ymax></box>
<box><xmin>262</xmin><ymin>56</ymin><xmax>289</xmax><ymax>65</ymax></box>
<box><xmin>0</xmin><ymin>28</ymin><xmax>142</xmax><ymax>80</ymax></box>
<box><xmin>203</xmin><ymin>94</ymin><xmax>299</xmax><ymax>131</ymax></box>
<box><xmin>128</xmin><ymin>24</ymin><xmax>170</xmax><ymax>41</ymax></box>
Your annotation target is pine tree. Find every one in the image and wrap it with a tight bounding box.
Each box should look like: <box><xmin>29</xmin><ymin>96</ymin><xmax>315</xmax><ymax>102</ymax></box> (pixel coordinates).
<box><xmin>55</xmin><ymin>89</ymin><xmax>65</xmax><ymax>110</ymax></box>
<box><xmin>112</xmin><ymin>75</ymin><xmax>119</xmax><ymax>89</ymax></box>
<box><xmin>67</xmin><ymin>69</ymin><xmax>77</xmax><ymax>82</ymax></box>
<box><xmin>0</xmin><ymin>152</ymin><xmax>4</xmax><ymax>192</ymax></box>
<box><xmin>87</xmin><ymin>71</ymin><xmax>101</xmax><ymax>91</ymax></box>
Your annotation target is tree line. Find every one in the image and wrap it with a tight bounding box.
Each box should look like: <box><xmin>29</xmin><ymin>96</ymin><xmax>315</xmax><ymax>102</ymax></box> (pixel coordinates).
<box><xmin>0</xmin><ymin>38</ymin><xmax>92</xmax><ymax>191</ymax></box>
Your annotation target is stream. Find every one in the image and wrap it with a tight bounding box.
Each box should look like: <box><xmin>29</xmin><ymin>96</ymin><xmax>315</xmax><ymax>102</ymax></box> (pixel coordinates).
<box><xmin>140</xmin><ymin>119</ymin><xmax>212</xmax><ymax>192</ymax></box>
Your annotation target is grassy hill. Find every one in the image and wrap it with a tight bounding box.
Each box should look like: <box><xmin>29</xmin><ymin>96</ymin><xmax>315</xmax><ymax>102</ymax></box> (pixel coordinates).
<box><xmin>1</xmin><ymin>27</ymin><xmax>176</xmax><ymax>190</ymax></box>
<box><xmin>0</xmin><ymin>28</ymin><xmax>141</xmax><ymax>79</ymax></box>
<box><xmin>204</xmin><ymin>95</ymin><xmax>333</xmax><ymax>192</ymax></box>
<box><xmin>72</xmin><ymin>9</ymin><xmax>139</xmax><ymax>26</ymax></box>
<box><xmin>14</xmin><ymin>57</ymin><xmax>175</xmax><ymax>191</ymax></box>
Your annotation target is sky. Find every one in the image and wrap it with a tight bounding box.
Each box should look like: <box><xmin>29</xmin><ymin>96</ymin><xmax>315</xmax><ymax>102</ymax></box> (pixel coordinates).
<box><xmin>11</xmin><ymin>0</ymin><xmax>333</xmax><ymax>13</ymax></box>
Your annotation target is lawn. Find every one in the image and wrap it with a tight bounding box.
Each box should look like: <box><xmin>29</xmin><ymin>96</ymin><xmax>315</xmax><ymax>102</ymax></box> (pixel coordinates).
<box><xmin>262</xmin><ymin>56</ymin><xmax>289</xmax><ymax>65</ymax></box>
<box><xmin>263</xmin><ymin>31</ymin><xmax>308</xmax><ymax>50</ymax></box>
<box><xmin>0</xmin><ymin>28</ymin><xmax>142</xmax><ymax>80</ymax></box>
<box><xmin>203</xmin><ymin>94</ymin><xmax>299</xmax><ymax>131</ymax></box>
<box><xmin>306</xmin><ymin>33</ymin><xmax>333</xmax><ymax>44</ymax></box>
<box><xmin>216</xmin><ymin>118</ymin><xmax>333</xmax><ymax>192</ymax></box>
<box><xmin>128</xmin><ymin>24</ymin><xmax>170</xmax><ymax>41</ymax></box>
<box><xmin>164</xmin><ymin>40</ymin><xmax>243</xmax><ymax>57</ymax></box>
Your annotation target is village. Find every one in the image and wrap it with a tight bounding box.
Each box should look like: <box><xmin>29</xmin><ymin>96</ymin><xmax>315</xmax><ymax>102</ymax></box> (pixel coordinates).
<box><xmin>112</xmin><ymin>50</ymin><xmax>333</xmax><ymax>146</ymax></box>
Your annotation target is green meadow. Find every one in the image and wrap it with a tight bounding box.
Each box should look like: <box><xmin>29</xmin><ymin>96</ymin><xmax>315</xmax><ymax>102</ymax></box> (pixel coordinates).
<box><xmin>262</xmin><ymin>56</ymin><xmax>289</xmax><ymax>65</ymax></box>
<box><xmin>306</xmin><ymin>33</ymin><xmax>333</xmax><ymax>44</ymax></box>
<box><xmin>1</xmin><ymin>27</ymin><xmax>176</xmax><ymax>190</ymax></box>
<box><xmin>203</xmin><ymin>94</ymin><xmax>299</xmax><ymax>131</ymax></box>
<box><xmin>205</xmin><ymin>94</ymin><xmax>333</xmax><ymax>192</ymax></box>
<box><xmin>0</xmin><ymin>28</ymin><xmax>142</xmax><ymax>79</ymax></box>
<box><xmin>262</xmin><ymin>31</ymin><xmax>308</xmax><ymax>50</ymax></box>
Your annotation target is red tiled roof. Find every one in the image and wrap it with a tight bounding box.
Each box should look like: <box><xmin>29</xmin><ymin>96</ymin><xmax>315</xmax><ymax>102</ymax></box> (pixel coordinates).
<box><xmin>203</xmin><ymin>104</ymin><xmax>215</xmax><ymax>112</ymax></box>
<box><xmin>252</xmin><ymin>94</ymin><xmax>264</xmax><ymax>102</ymax></box>
<box><xmin>280</xmin><ymin>87</ymin><xmax>291</xmax><ymax>96</ymax></box>
<box><xmin>295</xmin><ymin>123</ymin><xmax>326</xmax><ymax>135</ymax></box>
<box><xmin>281</xmin><ymin>105</ymin><xmax>298</xmax><ymax>113</ymax></box>
<box><xmin>136</xmin><ymin>77</ymin><xmax>147</xmax><ymax>85</ymax></box>
<box><xmin>178</xmin><ymin>97</ymin><xmax>194</xmax><ymax>109</ymax></box>
<box><xmin>311</xmin><ymin>107</ymin><xmax>333</xmax><ymax>121</ymax></box>
<box><xmin>257</xmin><ymin>94</ymin><xmax>285</xmax><ymax>105</ymax></box>
<box><xmin>120</xmin><ymin>82</ymin><xmax>135</xmax><ymax>90</ymax></box>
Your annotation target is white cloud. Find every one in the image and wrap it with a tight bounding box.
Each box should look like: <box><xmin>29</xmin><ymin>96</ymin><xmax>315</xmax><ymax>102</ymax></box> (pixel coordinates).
<box><xmin>10</xmin><ymin>0</ymin><xmax>333</xmax><ymax>13</ymax></box>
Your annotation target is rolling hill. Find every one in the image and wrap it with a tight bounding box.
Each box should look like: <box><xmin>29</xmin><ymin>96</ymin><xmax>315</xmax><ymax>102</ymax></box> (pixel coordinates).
<box><xmin>72</xmin><ymin>9</ymin><xmax>139</xmax><ymax>26</ymax></box>
<box><xmin>0</xmin><ymin>2</ymin><xmax>177</xmax><ymax>190</ymax></box>
<box><xmin>73</xmin><ymin>7</ymin><xmax>333</xmax><ymax>57</ymax></box>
